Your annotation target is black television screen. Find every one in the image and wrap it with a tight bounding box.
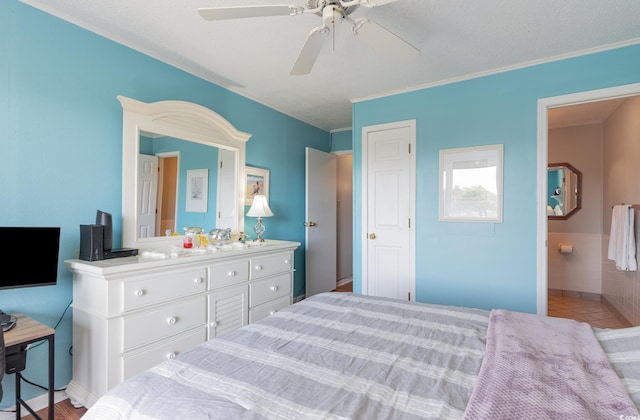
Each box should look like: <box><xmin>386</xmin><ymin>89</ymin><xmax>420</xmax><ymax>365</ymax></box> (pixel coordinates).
<box><xmin>0</xmin><ymin>227</ymin><xmax>60</xmax><ymax>290</ymax></box>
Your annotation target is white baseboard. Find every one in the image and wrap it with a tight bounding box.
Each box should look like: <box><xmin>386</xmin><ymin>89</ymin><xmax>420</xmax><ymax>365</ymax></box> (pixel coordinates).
<box><xmin>0</xmin><ymin>390</ymin><xmax>69</xmax><ymax>419</ymax></box>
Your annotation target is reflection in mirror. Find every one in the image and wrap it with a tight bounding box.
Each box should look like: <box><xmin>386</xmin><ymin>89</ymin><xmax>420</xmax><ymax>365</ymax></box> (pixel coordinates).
<box><xmin>138</xmin><ymin>133</ymin><xmax>237</xmax><ymax>238</ymax></box>
<box><xmin>119</xmin><ymin>96</ymin><xmax>251</xmax><ymax>250</ymax></box>
<box><xmin>547</xmin><ymin>162</ymin><xmax>582</xmax><ymax>220</ymax></box>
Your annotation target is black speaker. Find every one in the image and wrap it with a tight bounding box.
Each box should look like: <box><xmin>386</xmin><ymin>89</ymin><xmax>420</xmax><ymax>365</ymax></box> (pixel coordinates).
<box><xmin>96</xmin><ymin>210</ymin><xmax>113</xmax><ymax>252</ymax></box>
<box><xmin>79</xmin><ymin>224</ymin><xmax>104</xmax><ymax>261</ymax></box>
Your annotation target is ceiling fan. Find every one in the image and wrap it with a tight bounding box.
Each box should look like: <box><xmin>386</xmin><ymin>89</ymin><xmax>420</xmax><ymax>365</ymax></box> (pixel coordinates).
<box><xmin>198</xmin><ymin>0</ymin><xmax>420</xmax><ymax>75</ymax></box>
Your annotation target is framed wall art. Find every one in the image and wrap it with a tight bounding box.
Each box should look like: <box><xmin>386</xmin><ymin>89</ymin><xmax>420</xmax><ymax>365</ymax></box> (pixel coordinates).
<box><xmin>245</xmin><ymin>166</ymin><xmax>269</xmax><ymax>205</ymax></box>
<box><xmin>439</xmin><ymin>144</ymin><xmax>503</xmax><ymax>222</ymax></box>
<box><xmin>186</xmin><ymin>169</ymin><xmax>208</xmax><ymax>213</ymax></box>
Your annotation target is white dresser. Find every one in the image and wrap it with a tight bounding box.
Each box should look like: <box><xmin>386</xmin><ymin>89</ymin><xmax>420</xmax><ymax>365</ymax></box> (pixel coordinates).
<box><xmin>65</xmin><ymin>240</ymin><xmax>300</xmax><ymax>408</ymax></box>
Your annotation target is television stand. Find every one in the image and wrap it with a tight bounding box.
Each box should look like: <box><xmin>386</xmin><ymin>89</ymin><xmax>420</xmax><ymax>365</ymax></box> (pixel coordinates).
<box><xmin>0</xmin><ymin>310</ymin><xmax>17</xmax><ymax>332</ymax></box>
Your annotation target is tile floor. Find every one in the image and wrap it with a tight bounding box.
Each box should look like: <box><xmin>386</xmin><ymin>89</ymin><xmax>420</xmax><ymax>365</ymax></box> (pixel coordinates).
<box><xmin>547</xmin><ymin>294</ymin><xmax>627</xmax><ymax>329</ymax></box>
<box><xmin>334</xmin><ymin>282</ymin><xmax>627</xmax><ymax>329</ymax></box>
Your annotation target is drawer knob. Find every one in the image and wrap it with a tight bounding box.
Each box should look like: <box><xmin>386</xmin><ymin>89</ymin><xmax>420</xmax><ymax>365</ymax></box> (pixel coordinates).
<box><xmin>167</xmin><ymin>352</ymin><xmax>176</xmax><ymax>360</ymax></box>
<box><xmin>228</xmin><ymin>271</ymin><xmax>236</xmax><ymax>277</ymax></box>
<box><xmin>211</xmin><ymin>321</ymin><xmax>218</xmax><ymax>327</ymax></box>
<box><xmin>269</xmin><ymin>310</ymin><xmax>276</xmax><ymax>316</ymax></box>
<box><xmin>167</xmin><ymin>317</ymin><xmax>177</xmax><ymax>325</ymax></box>
<box><xmin>270</xmin><ymin>285</ymin><xmax>279</xmax><ymax>292</ymax></box>
<box><xmin>194</xmin><ymin>277</ymin><xmax>203</xmax><ymax>284</ymax></box>
<box><xmin>284</xmin><ymin>259</ymin><xmax>290</xmax><ymax>264</ymax></box>
<box><xmin>135</xmin><ymin>289</ymin><xmax>145</xmax><ymax>297</ymax></box>
<box><xmin>255</xmin><ymin>265</ymin><xmax>263</xmax><ymax>271</ymax></box>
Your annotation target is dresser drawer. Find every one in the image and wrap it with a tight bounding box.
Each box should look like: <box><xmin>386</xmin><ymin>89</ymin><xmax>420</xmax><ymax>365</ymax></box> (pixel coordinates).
<box><xmin>249</xmin><ymin>273</ymin><xmax>291</xmax><ymax>308</ymax></box>
<box><xmin>209</xmin><ymin>260</ymin><xmax>249</xmax><ymax>289</ymax></box>
<box><xmin>249</xmin><ymin>295</ymin><xmax>291</xmax><ymax>323</ymax></box>
<box><xmin>250</xmin><ymin>252</ymin><xmax>293</xmax><ymax>280</ymax></box>
<box><xmin>122</xmin><ymin>328</ymin><xmax>206</xmax><ymax>380</ymax></box>
<box><xmin>122</xmin><ymin>268</ymin><xmax>207</xmax><ymax>311</ymax></box>
<box><xmin>122</xmin><ymin>296</ymin><xmax>206</xmax><ymax>351</ymax></box>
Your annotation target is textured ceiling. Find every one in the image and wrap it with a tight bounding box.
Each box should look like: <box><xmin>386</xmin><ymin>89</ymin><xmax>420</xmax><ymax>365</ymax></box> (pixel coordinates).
<box><xmin>19</xmin><ymin>0</ymin><xmax>640</xmax><ymax>131</ymax></box>
<box><xmin>548</xmin><ymin>98</ymin><xmax>626</xmax><ymax>129</ymax></box>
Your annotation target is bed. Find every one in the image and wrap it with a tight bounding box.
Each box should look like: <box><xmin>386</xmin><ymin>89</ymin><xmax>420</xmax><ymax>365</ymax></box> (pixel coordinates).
<box><xmin>82</xmin><ymin>292</ymin><xmax>640</xmax><ymax>419</ymax></box>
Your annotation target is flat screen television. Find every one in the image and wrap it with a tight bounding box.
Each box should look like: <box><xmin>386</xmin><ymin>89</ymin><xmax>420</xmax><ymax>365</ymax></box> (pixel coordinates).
<box><xmin>0</xmin><ymin>227</ymin><xmax>61</xmax><ymax>290</ymax></box>
<box><xmin>0</xmin><ymin>226</ymin><xmax>60</xmax><ymax>331</ymax></box>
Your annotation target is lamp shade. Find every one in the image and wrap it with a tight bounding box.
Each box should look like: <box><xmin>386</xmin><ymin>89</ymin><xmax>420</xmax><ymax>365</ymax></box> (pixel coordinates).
<box><xmin>247</xmin><ymin>195</ymin><xmax>274</xmax><ymax>218</ymax></box>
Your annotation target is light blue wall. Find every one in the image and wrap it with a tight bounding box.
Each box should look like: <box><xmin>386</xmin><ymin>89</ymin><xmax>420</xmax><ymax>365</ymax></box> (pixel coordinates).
<box><xmin>0</xmin><ymin>0</ymin><xmax>328</xmax><ymax>407</ymax></box>
<box><xmin>330</xmin><ymin>129</ymin><xmax>353</xmax><ymax>152</ymax></box>
<box><xmin>353</xmin><ymin>43</ymin><xmax>640</xmax><ymax>312</ymax></box>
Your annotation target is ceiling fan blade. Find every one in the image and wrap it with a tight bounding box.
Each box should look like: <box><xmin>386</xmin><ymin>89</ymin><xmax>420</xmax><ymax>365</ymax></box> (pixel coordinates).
<box><xmin>357</xmin><ymin>0</ymin><xmax>399</xmax><ymax>7</ymax></box>
<box><xmin>198</xmin><ymin>5</ymin><xmax>304</xmax><ymax>21</ymax></box>
<box><xmin>351</xmin><ymin>17</ymin><xmax>419</xmax><ymax>60</ymax></box>
<box><xmin>290</xmin><ymin>26</ymin><xmax>330</xmax><ymax>76</ymax></box>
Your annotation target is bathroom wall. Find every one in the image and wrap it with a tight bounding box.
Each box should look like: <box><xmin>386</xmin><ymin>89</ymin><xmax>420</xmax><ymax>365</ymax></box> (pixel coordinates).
<box><xmin>601</xmin><ymin>95</ymin><xmax>640</xmax><ymax>325</ymax></box>
<box><xmin>548</xmin><ymin>123</ymin><xmax>603</xmax><ymax>295</ymax></box>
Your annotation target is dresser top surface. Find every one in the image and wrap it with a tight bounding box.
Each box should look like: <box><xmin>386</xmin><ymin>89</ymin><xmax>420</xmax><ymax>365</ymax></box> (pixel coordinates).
<box><xmin>65</xmin><ymin>239</ymin><xmax>300</xmax><ymax>276</ymax></box>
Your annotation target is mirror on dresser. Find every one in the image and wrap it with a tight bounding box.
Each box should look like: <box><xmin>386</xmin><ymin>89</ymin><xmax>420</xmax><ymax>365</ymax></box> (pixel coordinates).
<box><xmin>119</xmin><ymin>96</ymin><xmax>252</xmax><ymax>250</ymax></box>
<box><xmin>547</xmin><ymin>162</ymin><xmax>582</xmax><ymax>220</ymax></box>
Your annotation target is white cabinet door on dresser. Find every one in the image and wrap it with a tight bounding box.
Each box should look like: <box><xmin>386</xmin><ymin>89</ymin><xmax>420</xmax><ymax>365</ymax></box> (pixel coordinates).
<box><xmin>208</xmin><ymin>284</ymin><xmax>249</xmax><ymax>338</ymax></box>
<box><xmin>65</xmin><ymin>240</ymin><xmax>299</xmax><ymax>409</ymax></box>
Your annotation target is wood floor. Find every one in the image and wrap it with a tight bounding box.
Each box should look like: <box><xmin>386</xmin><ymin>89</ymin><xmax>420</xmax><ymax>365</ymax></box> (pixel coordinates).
<box><xmin>27</xmin><ymin>282</ymin><xmax>628</xmax><ymax>420</ymax></box>
<box><xmin>22</xmin><ymin>398</ymin><xmax>86</xmax><ymax>420</ymax></box>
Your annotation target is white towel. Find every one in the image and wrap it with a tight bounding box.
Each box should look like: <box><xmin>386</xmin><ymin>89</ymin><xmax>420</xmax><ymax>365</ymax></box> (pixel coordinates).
<box><xmin>608</xmin><ymin>205</ymin><xmax>637</xmax><ymax>271</ymax></box>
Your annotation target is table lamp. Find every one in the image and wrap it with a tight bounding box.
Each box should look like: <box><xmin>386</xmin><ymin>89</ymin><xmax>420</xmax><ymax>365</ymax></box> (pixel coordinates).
<box><xmin>246</xmin><ymin>194</ymin><xmax>274</xmax><ymax>242</ymax></box>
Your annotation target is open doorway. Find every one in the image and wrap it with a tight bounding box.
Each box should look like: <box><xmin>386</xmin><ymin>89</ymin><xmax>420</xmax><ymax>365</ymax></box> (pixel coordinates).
<box><xmin>156</xmin><ymin>155</ymin><xmax>178</xmax><ymax>235</ymax></box>
<box><xmin>304</xmin><ymin>149</ymin><xmax>354</xmax><ymax>296</ymax></box>
<box><xmin>538</xmin><ymin>82</ymin><xmax>640</xmax><ymax>327</ymax></box>
<box><xmin>336</xmin><ymin>153</ymin><xmax>353</xmax><ymax>291</ymax></box>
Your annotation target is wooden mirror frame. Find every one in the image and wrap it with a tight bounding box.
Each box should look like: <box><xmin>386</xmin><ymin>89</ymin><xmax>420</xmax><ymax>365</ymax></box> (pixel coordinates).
<box><xmin>548</xmin><ymin>162</ymin><xmax>582</xmax><ymax>220</ymax></box>
<box><xmin>119</xmin><ymin>96</ymin><xmax>251</xmax><ymax>250</ymax></box>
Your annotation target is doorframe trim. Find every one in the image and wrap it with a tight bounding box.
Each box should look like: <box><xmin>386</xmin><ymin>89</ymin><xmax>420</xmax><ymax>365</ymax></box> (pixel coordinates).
<box><xmin>536</xmin><ymin>82</ymin><xmax>640</xmax><ymax>315</ymax></box>
<box><xmin>361</xmin><ymin>119</ymin><xmax>416</xmax><ymax>299</ymax></box>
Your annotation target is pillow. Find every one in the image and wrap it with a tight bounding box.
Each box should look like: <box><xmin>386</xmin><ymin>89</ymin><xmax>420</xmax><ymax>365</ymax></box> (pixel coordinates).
<box><xmin>595</xmin><ymin>326</ymin><xmax>640</xmax><ymax>410</ymax></box>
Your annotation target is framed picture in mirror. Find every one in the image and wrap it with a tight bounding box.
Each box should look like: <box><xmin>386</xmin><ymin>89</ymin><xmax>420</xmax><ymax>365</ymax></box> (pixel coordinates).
<box><xmin>186</xmin><ymin>169</ymin><xmax>208</xmax><ymax>213</ymax></box>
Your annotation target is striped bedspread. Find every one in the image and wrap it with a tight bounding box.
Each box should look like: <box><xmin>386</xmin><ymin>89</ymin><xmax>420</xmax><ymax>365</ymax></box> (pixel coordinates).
<box><xmin>82</xmin><ymin>292</ymin><xmax>640</xmax><ymax>419</ymax></box>
<box><xmin>83</xmin><ymin>293</ymin><xmax>490</xmax><ymax>419</ymax></box>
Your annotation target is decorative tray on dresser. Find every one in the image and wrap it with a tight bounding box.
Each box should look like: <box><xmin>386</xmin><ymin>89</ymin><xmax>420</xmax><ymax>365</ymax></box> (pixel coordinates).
<box><xmin>65</xmin><ymin>239</ymin><xmax>300</xmax><ymax>409</ymax></box>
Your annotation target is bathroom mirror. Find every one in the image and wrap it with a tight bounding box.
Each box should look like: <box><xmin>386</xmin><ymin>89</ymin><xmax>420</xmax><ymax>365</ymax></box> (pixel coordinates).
<box><xmin>119</xmin><ymin>96</ymin><xmax>251</xmax><ymax>250</ymax></box>
<box><xmin>547</xmin><ymin>162</ymin><xmax>582</xmax><ymax>220</ymax></box>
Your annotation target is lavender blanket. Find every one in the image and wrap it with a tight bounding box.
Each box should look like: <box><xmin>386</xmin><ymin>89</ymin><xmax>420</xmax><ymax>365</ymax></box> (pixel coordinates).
<box><xmin>463</xmin><ymin>309</ymin><xmax>639</xmax><ymax>419</ymax></box>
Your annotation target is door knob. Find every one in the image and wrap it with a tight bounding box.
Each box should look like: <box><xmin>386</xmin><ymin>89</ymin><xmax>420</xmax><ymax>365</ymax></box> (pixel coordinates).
<box><xmin>369</xmin><ymin>233</ymin><xmax>376</xmax><ymax>240</ymax></box>
<box><xmin>304</xmin><ymin>221</ymin><xmax>317</xmax><ymax>227</ymax></box>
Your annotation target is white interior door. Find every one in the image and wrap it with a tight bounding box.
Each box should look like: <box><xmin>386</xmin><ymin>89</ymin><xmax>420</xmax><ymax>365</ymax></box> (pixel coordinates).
<box><xmin>305</xmin><ymin>147</ymin><xmax>337</xmax><ymax>298</ymax></box>
<box><xmin>137</xmin><ymin>154</ymin><xmax>158</xmax><ymax>238</ymax></box>
<box><xmin>217</xmin><ymin>149</ymin><xmax>237</xmax><ymax>230</ymax></box>
<box><xmin>362</xmin><ymin>120</ymin><xmax>416</xmax><ymax>300</ymax></box>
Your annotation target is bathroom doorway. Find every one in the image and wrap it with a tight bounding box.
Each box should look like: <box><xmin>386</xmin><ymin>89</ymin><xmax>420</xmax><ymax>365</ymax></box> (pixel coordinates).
<box><xmin>538</xmin><ymin>82</ymin><xmax>640</xmax><ymax>327</ymax></box>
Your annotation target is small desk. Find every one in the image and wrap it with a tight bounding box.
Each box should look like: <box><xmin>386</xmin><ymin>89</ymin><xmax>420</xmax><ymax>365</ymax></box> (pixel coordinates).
<box><xmin>4</xmin><ymin>314</ymin><xmax>55</xmax><ymax>420</ymax></box>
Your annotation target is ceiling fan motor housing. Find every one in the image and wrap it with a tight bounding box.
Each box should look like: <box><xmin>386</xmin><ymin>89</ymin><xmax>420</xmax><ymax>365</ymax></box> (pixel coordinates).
<box><xmin>307</xmin><ymin>0</ymin><xmax>359</xmax><ymax>17</ymax></box>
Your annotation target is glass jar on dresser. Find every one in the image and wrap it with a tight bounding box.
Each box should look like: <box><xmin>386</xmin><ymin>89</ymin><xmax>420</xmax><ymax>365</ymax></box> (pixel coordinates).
<box><xmin>65</xmin><ymin>240</ymin><xmax>299</xmax><ymax>409</ymax></box>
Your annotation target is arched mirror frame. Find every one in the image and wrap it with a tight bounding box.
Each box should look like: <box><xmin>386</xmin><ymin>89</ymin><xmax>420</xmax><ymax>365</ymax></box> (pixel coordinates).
<box><xmin>548</xmin><ymin>161</ymin><xmax>582</xmax><ymax>220</ymax></box>
<box><xmin>119</xmin><ymin>96</ymin><xmax>251</xmax><ymax>250</ymax></box>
